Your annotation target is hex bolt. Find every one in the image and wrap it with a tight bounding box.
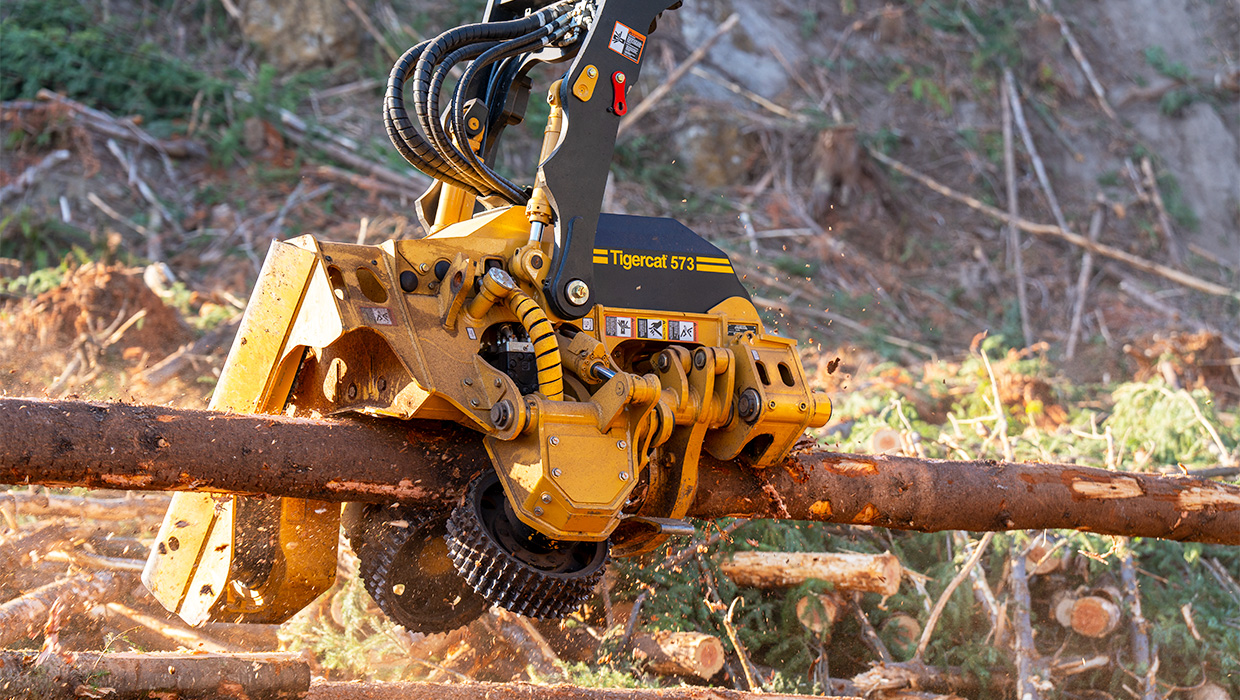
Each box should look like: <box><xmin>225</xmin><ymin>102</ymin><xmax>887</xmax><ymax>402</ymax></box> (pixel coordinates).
<box><xmin>534</xmin><ymin>506</ymin><xmax>544</xmax><ymax>516</ymax></box>
<box><xmin>737</xmin><ymin>388</ymin><xmax>761</xmax><ymax>423</ymax></box>
<box><xmin>419</xmin><ymin>262</ymin><xmax>429</xmax><ymax>273</ymax></box>
<box><xmin>618</xmin><ymin>471</ymin><xmax>630</xmax><ymax>481</ymax></box>
<box><xmin>656</xmin><ymin>353</ymin><xmax>670</xmax><ymax>372</ymax></box>
<box><xmin>566</xmin><ymin>279</ymin><xmax>590</xmax><ymax>305</ymax></box>
<box><xmin>552</xmin><ymin>467</ymin><xmax>562</xmax><ymax>477</ymax></box>
<box><xmin>549</xmin><ymin>436</ymin><xmax>560</xmax><ymax>446</ymax></box>
<box><xmin>617</xmin><ymin>440</ymin><xmax>627</xmax><ymax>450</ymax></box>
<box><xmin>490</xmin><ymin>400</ymin><xmax>514</xmax><ymax>430</ymax></box>
<box><xmin>586</xmin><ymin>66</ymin><xmax>598</xmax><ymax>78</ymax></box>
<box><xmin>693</xmin><ymin>348</ymin><xmax>708</xmax><ymax>370</ymax></box>
<box><xmin>463</xmin><ymin>378</ymin><xmax>473</xmax><ymax>386</ymax></box>
<box><xmin>470</xmin><ymin>399</ymin><xmax>480</xmax><ymax>407</ymax></box>
<box><xmin>493</xmin><ymin>378</ymin><xmax>502</xmax><ymax>388</ymax></box>
<box><xmin>541</xmin><ymin>493</ymin><xmax>552</xmax><ymax>504</ymax></box>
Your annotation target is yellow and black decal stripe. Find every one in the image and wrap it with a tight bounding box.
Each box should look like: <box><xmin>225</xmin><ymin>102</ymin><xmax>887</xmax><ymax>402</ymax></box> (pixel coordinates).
<box><xmin>592</xmin><ymin>249</ymin><xmax>735</xmax><ymax>274</ymax></box>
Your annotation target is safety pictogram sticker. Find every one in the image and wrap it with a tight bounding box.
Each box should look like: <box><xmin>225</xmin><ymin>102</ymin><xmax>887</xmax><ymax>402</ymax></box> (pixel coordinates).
<box><xmin>361</xmin><ymin>306</ymin><xmax>394</xmax><ymax>326</ymax></box>
<box><xmin>608</xmin><ymin>21</ymin><xmax>645</xmax><ymax>63</ymax></box>
<box><xmin>605</xmin><ymin>315</ymin><xmax>634</xmax><ymax>338</ymax></box>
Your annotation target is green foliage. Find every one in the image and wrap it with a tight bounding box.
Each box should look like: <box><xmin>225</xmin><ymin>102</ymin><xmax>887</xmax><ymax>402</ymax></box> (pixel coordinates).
<box><xmin>1154</xmin><ymin>170</ymin><xmax>1200</xmax><ymax>231</ymax></box>
<box><xmin>1143</xmin><ymin>46</ymin><xmax>1192</xmax><ymax>82</ymax></box>
<box><xmin>3</xmin><ymin>260</ymin><xmax>72</xmax><ymax>297</ymax></box>
<box><xmin>0</xmin><ymin>0</ymin><xmax>224</xmax><ymax>125</ymax></box>
<box><xmin>1106</xmin><ymin>381</ymin><xmax>1234</xmax><ymax>467</ymax></box>
<box><xmin>0</xmin><ymin>207</ymin><xmax>96</xmax><ymax>271</ymax></box>
<box><xmin>887</xmin><ymin>67</ymin><xmax>952</xmax><ymax>115</ymax></box>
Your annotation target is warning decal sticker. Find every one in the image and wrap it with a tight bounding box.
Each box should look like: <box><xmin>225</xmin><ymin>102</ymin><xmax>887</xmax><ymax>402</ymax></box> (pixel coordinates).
<box><xmin>606</xmin><ymin>315</ymin><xmax>634</xmax><ymax>338</ymax></box>
<box><xmin>360</xmin><ymin>306</ymin><xmax>395</xmax><ymax>326</ymax></box>
<box><xmin>608</xmin><ymin>21</ymin><xmax>646</xmax><ymax>63</ymax></box>
<box><xmin>637</xmin><ymin>318</ymin><xmax>664</xmax><ymax>339</ymax></box>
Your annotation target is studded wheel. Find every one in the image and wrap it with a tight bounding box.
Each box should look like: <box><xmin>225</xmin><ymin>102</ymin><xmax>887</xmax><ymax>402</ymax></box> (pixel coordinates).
<box><xmin>445</xmin><ymin>471</ymin><xmax>608</xmax><ymax>619</ymax></box>
<box><xmin>354</xmin><ymin>504</ymin><xmax>488</xmax><ymax>633</ymax></box>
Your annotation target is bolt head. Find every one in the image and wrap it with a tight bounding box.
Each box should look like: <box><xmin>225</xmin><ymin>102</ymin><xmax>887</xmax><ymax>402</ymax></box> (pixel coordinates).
<box><xmin>566</xmin><ymin>279</ymin><xmax>590</xmax><ymax>305</ymax></box>
<box><xmin>534</xmin><ymin>506</ymin><xmax>544</xmax><ymax>516</ymax></box>
<box><xmin>549</xmin><ymin>436</ymin><xmax>560</xmax><ymax>446</ymax></box>
<box><xmin>693</xmin><ymin>348</ymin><xmax>708</xmax><ymax>370</ymax></box>
<box><xmin>586</xmin><ymin>66</ymin><xmax>598</xmax><ymax>78</ymax></box>
<box><xmin>615</xmin><ymin>72</ymin><xmax>626</xmax><ymax>84</ymax></box>
<box><xmin>541</xmin><ymin>493</ymin><xmax>552</xmax><ymax>504</ymax></box>
<box><xmin>552</xmin><ymin>467</ymin><xmax>562</xmax><ymax>477</ymax></box>
<box><xmin>619</xmin><ymin>471</ymin><xmax>630</xmax><ymax>481</ymax></box>
<box><xmin>656</xmin><ymin>353</ymin><xmax>670</xmax><ymax>372</ymax></box>
<box><xmin>617</xmin><ymin>440</ymin><xmax>627</xmax><ymax>450</ymax></box>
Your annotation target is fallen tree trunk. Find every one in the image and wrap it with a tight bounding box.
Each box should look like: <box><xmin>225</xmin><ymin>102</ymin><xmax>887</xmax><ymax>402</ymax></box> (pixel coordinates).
<box><xmin>304</xmin><ymin>680</ymin><xmax>858</xmax><ymax>700</ymax></box>
<box><xmin>632</xmin><ymin>631</ymin><xmax>725</xmax><ymax>679</ymax></box>
<box><xmin>719</xmin><ymin>551</ymin><xmax>903</xmax><ymax>595</ymax></box>
<box><xmin>0</xmin><ymin>571</ymin><xmax>123</xmax><ymax>646</ymax></box>
<box><xmin>0</xmin><ymin>490</ymin><xmax>171</xmax><ymax>521</ymax></box>
<box><xmin>99</xmin><ymin>602</ymin><xmax>246</xmax><ymax>653</ymax></box>
<box><xmin>1</xmin><ymin>398</ymin><xmax>1238</xmax><ymax>544</ymax></box>
<box><xmin>0</xmin><ymin>521</ymin><xmax>96</xmax><ymax>572</ymax></box>
<box><xmin>0</xmin><ymin>650</ymin><xmax>309</xmax><ymax>700</ymax></box>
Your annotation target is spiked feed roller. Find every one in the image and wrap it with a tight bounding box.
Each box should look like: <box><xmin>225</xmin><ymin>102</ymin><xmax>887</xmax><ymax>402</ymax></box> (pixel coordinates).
<box><xmin>143</xmin><ymin>0</ymin><xmax>831</xmax><ymax>632</ymax></box>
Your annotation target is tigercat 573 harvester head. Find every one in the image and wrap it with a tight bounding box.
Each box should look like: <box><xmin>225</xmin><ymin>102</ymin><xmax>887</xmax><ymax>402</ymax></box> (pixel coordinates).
<box><xmin>144</xmin><ymin>0</ymin><xmax>831</xmax><ymax>632</ymax></box>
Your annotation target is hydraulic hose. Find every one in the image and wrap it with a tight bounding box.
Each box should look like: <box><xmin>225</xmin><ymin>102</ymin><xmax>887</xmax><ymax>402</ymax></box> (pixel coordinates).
<box><xmin>449</xmin><ymin>20</ymin><xmax>569</xmax><ymax>201</ymax></box>
<box><xmin>507</xmin><ymin>291</ymin><xmax>564</xmax><ymax>401</ymax></box>
<box><xmin>385</xmin><ymin>41</ymin><xmax>484</xmax><ymax>193</ymax></box>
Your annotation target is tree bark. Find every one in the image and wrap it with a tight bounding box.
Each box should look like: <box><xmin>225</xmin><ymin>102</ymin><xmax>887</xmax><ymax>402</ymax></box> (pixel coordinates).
<box><xmin>0</xmin><ymin>571</ymin><xmax>124</xmax><ymax>647</ymax></box>
<box><xmin>0</xmin><ymin>650</ymin><xmax>309</xmax><ymax>700</ymax></box>
<box><xmin>1</xmin><ymin>398</ymin><xmax>1238</xmax><ymax>544</ymax></box>
<box><xmin>631</xmin><ymin>631</ymin><xmax>725</xmax><ymax>679</ymax></box>
<box><xmin>719</xmin><ymin>551</ymin><xmax>902</xmax><ymax>596</ymax></box>
<box><xmin>304</xmin><ymin>680</ymin><xmax>858</xmax><ymax>700</ymax></box>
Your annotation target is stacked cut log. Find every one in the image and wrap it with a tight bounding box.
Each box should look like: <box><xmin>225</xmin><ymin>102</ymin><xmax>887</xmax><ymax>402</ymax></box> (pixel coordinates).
<box><xmin>1052</xmin><ymin>587</ymin><xmax>1123</xmax><ymax>638</ymax></box>
<box><xmin>632</xmin><ymin>630</ymin><xmax>725</xmax><ymax>680</ymax></box>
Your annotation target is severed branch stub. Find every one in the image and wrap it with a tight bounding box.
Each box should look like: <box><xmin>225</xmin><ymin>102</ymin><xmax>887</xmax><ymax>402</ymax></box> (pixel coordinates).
<box><xmin>1</xmin><ymin>398</ymin><xmax>1238</xmax><ymax>545</ymax></box>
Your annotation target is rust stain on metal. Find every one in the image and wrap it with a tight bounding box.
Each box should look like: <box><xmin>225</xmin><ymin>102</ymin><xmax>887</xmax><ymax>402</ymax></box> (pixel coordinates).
<box><xmin>853</xmin><ymin>503</ymin><xmax>880</xmax><ymax>524</ymax></box>
<box><xmin>809</xmin><ymin>499</ymin><xmax>833</xmax><ymax>518</ymax></box>
<box><xmin>1176</xmin><ymin>487</ymin><xmax>1240</xmax><ymax>512</ymax></box>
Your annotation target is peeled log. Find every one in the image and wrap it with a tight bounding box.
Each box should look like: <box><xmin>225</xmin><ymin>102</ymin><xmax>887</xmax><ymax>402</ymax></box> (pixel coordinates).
<box><xmin>0</xmin><ymin>650</ymin><xmax>309</xmax><ymax>700</ymax></box>
<box><xmin>1</xmin><ymin>398</ymin><xmax>1238</xmax><ymax>545</ymax></box>
<box><xmin>0</xmin><ymin>570</ymin><xmax>122</xmax><ymax>647</ymax></box>
<box><xmin>720</xmin><ymin>551</ymin><xmax>903</xmax><ymax>596</ymax></box>
<box><xmin>632</xmin><ymin>631</ymin><xmax>725</xmax><ymax>679</ymax></box>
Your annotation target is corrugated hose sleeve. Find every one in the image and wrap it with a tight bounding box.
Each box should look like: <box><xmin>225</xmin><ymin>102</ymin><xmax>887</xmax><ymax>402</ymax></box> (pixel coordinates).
<box><xmin>506</xmin><ymin>292</ymin><xmax>564</xmax><ymax>401</ymax></box>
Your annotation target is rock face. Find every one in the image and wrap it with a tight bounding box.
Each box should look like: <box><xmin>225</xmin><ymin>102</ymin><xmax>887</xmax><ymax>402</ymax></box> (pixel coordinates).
<box><xmin>239</xmin><ymin>0</ymin><xmax>360</xmax><ymax>70</ymax></box>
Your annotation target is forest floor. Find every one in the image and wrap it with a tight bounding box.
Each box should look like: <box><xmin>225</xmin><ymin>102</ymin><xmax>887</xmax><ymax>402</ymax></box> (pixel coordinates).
<box><xmin>0</xmin><ymin>0</ymin><xmax>1238</xmax><ymax>698</ymax></box>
